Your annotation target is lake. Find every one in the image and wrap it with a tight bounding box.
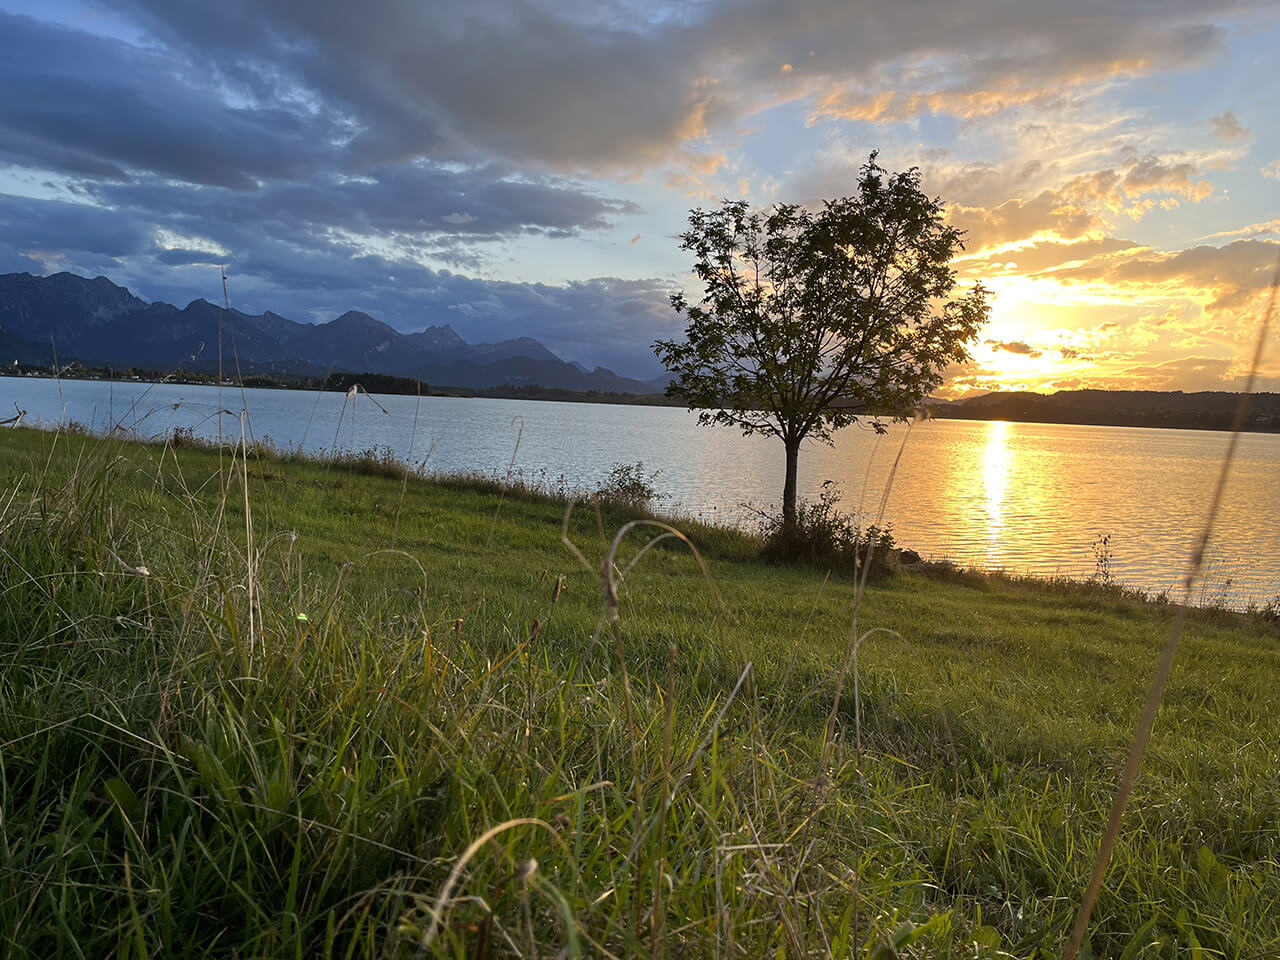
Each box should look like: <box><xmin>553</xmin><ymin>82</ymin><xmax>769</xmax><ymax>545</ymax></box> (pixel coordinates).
<box><xmin>4</xmin><ymin>374</ymin><xmax>1278</xmax><ymax>607</ymax></box>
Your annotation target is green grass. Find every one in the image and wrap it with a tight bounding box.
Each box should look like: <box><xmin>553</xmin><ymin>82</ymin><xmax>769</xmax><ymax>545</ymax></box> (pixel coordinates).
<box><xmin>1</xmin><ymin>425</ymin><xmax>1277</xmax><ymax>958</ymax></box>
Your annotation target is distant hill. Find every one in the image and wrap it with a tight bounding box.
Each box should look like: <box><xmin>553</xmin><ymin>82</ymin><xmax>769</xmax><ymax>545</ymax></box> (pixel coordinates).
<box><xmin>0</xmin><ymin>271</ymin><xmax>660</xmax><ymax>393</ymax></box>
<box><xmin>932</xmin><ymin>389</ymin><xmax>1280</xmax><ymax>432</ymax></box>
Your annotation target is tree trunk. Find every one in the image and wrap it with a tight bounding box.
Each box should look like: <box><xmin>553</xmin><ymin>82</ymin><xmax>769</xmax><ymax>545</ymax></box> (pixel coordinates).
<box><xmin>782</xmin><ymin>437</ymin><xmax>800</xmax><ymax>535</ymax></box>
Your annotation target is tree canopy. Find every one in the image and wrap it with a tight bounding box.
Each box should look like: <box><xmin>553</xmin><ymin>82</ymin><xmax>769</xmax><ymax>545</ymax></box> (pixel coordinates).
<box><xmin>654</xmin><ymin>154</ymin><xmax>990</xmax><ymax>528</ymax></box>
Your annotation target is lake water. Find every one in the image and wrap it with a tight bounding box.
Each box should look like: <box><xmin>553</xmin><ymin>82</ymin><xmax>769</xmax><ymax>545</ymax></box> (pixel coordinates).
<box><xmin>4</xmin><ymin>374</ymin><xmax>1279</xmax><ymax>606</ymax></box>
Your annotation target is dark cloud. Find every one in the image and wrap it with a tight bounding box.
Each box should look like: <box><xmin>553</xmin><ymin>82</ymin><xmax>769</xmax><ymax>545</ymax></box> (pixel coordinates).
<box><xmin>0</xmin><ymin>12</ymin><xmax>341</xmax><ymax>188</ymax></box>
<box><xmin>100</xmin><ymin>0</ymin><xmax>1266</xmax><ymax>172</ymax></box>
<box><xmin>0</xmin><ymin>9</ymin><xmax>663</xmax><ymax>369</ymax></box>
<box><xmin>0</xmin><ymin>12</ymin><xmax>639</xmax><ymax>238</ymax></box>
<box><xmin>89</xmin><ymin>164</ymin><xmax>640</xmax><ymax>252</ymax></box>
<box><xmin>987</xmin><ymin>339</ymin><xmax>1042</xmax><ymax>358</ymax></box>
<box><xmin>106</xmin><ymin>0</ymin><xmax>716</xmax><ymax>172</ymax></box>
<box><xmin>0</xmin><ymin>192</ymin><xmax>154</xmax><ymax>261</ymax></box>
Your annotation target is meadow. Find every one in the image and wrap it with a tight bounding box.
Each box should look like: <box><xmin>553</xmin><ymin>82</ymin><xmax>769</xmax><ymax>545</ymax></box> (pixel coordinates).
<box><xmin>1</xmin><ymin>425</ymin><xmax>1277</xmax><ymax>958</ymax></box>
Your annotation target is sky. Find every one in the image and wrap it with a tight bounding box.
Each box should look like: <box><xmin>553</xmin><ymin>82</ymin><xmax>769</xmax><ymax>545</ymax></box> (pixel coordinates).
<box><xmin>0</xmin><ymin>0</ymin><xmax>1278</xmax><ymax>391</ymax></box>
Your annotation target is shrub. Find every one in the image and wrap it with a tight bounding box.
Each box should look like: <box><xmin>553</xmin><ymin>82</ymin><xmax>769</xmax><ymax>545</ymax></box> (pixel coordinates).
<box><xmin>596</xmin><ymin>461</ymin><xmax>666</xmax><ymax>510</ymax></box>
<box><xmin>759</xmin><ymin>480</ymin><xmax>900</xmax><ymax>575</ymax></box>
<box><xmin>168</xmin><ymin>424</ymin><xmax>197</xmax><ymax>448</ymax></box>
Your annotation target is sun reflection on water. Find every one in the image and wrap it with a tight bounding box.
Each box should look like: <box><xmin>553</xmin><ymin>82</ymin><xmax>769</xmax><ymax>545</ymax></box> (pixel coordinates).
<box><xmin>982</xmin><ymin>420</ymin><xmax>1013</xmax><ymax>563</ymax></box>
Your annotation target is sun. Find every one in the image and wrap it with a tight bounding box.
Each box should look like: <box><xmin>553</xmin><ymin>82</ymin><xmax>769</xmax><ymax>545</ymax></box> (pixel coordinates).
<box><xmin>950</xmin><ymin>271</ymin><xmax>1130</xmax><ymax>394</ymax></box>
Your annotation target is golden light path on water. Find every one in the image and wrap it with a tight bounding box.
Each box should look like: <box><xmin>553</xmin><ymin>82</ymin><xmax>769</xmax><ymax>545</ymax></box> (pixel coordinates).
<box><xmin>980</xmin><ymin>420</ymin><xmax>1012</xmax><ymax>565</ymax></box>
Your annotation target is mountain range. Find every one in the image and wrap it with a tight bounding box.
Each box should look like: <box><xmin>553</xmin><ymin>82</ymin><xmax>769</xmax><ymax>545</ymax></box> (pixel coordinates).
<box><xmin>0</xmin><ymin>272</ymin><xmax>669</xmax><ymax>393</ymax></box>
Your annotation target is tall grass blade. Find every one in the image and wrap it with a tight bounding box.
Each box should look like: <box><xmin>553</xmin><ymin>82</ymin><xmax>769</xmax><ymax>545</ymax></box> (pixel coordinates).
<box><xmin>1065</xmin><ymin>254</ymin><xmax>1280</xmax><ymax>959</ymax></box>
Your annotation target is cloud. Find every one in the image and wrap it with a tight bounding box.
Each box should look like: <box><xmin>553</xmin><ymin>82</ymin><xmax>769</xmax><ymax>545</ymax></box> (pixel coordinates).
<box><xmin>109</xmin><ymin>163</ymin><xmax>635</xmax><ymax>241</ymax></box>
<box><xmin>1208</xmin><ymin>109</ymin><xmax>1250</xmax><ymax>141</ymax></box>
<box><xmin>962</xmin><ymin>237</ymin><xmax>1142</xmax><ymax>275</ymax></box>
<box><xmin>1263</xmin><ymin>159</ymin><xmax>1280</xmax><ymax>180</ymax></box>
<box><xmin>1051</xmin><ymin>238</ymin><xmax>1280</xmax><ymax>309</ymax></box>
<box><xmin>664</xmin><ymin>150</ymin><xmax>730</xmax><ymax>195</ymax></box>
<box><xmin>109</xmin><ymin>0</ymin><xmax>720</xmax><ymax>173</ymax></box>
<box><xmin>949</xmin><ymin>192</ymin><xmax>1102</xmax><ymax>251</ymax></box>
<box><xmin>101</xmin><ymin>0</ymin><xmax>1271</xmax><ymax>174</ymax></box>
<box><xmin>804</xmin><ymin>16</ymin><xmax>1228</xmax><ymax>125</ymax></box>
<box><xmin>943</xmin><ymin>153</ymin><xmax>1214</xmax><ymax>259</ymax></box>
<box><xmin>1115</xmin><ymin>355</ymin><xmax>1236</xmax><ymax>390</ymax></box>
<box><xmin>987</xmin><ymin>339</ymin><xmax>1042</xmax><ymax>358</ymax></box>
<box><xmin>1058</xmin><ymin>155</ymin><xmax>1213</xmax><ymax>218</ymax></box>
<box><xmin>1114</xmin><ymin>156</ymin><xmax>1212</xmax><ymax>202</ymax></box>
<box><xmin>0</xmin><ymin>191</ymin><xmax>677</xmax><ymax>376</ymax></box>
<box><xmin>1202</xmin><ymin>218</ymin><xmax>1280</xmax><ymax>240</ymax></box>
<box><xmin>0</xmin><ymin>12</ymin><xmax>340</xmax><ymax>189</ymax></box>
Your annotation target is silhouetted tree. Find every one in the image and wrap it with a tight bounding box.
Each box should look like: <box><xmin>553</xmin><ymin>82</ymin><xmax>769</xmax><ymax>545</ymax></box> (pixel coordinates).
<box><xmin>655</xmin><ymin>154</ymin><xmax>989</xmax><ymax>531</ymax></box>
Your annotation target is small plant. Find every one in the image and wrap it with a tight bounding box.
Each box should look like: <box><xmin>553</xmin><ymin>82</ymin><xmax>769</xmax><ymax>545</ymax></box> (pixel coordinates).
<box><xmin>1090</xmin><ymin>533</ymin><xmax>1114</xmax><ymax>586</ymax></box>
<box><xmin>759</xmin><ymin>480</ymin><xmax>898</xmax><ymax>574</ymax></box>
<box><xmin>1203</xmin><ymin>571</ymin><xmax>1237</xmax><ymax>610</ymax></box>
<box><xmin>168</xmin><ymin>424</ymin><xmax>197</xmax><ymax>448</ymax></box>
<box><xmin>1251</xmin><ymin>595</ymin><xmax>1280</xmax><ymax>623</ymax></box>
<box><xmin>596</xmin><ymin>461</ymin><xmax>666</xmax><ymax>509</ymax></box>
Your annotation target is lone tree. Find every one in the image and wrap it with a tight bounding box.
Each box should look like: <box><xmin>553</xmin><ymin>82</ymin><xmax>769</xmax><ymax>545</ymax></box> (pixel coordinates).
<box><xmin>654</xmin><ymin>154</ymin><xmax>990</xmax><ymax>533</ymax></box>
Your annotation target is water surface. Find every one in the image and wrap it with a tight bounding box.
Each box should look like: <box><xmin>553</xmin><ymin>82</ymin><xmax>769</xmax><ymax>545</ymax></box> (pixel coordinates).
<box><xmin>4</xmin><ymin>374</ymin><xmax>1277</xmax><ymax>605</ymax></box>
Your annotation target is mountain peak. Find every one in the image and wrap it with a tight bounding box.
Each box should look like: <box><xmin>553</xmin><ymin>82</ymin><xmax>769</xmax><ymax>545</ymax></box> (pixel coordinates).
<box><xmin>322</xmin><ymin>310</ymin><xmax>400</xmax><ymax>338</ymax></box>
<box><xmin>331</xmin><ymin>309</ymin><xmax>380</xmax><ymax>325</ymax></box>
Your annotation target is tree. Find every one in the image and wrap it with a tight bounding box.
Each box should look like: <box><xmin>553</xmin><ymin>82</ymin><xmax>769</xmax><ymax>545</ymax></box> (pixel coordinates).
<box><xmin>654</xmin><ymin>154</ymin><xmax>990</xmax><ymax>532</ymax></box>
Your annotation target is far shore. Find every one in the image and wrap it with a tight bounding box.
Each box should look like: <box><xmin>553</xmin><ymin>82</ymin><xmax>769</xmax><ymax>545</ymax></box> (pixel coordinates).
<box><xmin>4</xmin><ymin>365</ymin><xmax>1280</xmax><ymax>433</ymax></box>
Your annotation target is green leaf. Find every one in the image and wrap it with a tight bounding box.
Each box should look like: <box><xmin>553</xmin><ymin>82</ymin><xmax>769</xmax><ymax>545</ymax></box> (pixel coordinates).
<box><xmin>1118</xmin><ymin>917</ymin><xmax>1159</xmax><ymax>960</ymax></box>
<box><xmin>103</xmin><ymin>777</ymin><xmax>138</xmax><ymax>816</ymax></box>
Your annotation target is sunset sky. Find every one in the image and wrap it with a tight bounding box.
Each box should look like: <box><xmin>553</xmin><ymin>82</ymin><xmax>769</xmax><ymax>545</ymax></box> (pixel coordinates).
<box><xmin>0</xmin><ymin>0</ymin><xmax>1278</xmax><ymax>392</ymax></box>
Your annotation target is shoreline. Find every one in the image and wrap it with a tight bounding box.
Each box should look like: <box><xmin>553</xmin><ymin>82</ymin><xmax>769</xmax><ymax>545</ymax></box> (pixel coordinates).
<box><xmin>0</xmin><ymin>365</ymin><xmax>680</xmax><ymax>409</ymax></box>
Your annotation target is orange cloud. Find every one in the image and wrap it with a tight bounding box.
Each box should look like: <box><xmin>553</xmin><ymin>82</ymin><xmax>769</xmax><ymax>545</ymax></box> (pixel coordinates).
<box><xmin>945</xmin><ymin>156</ymin><xmax>1214</xmax><ymax>261</ymax></box>
<box><xmin>664</xmin><ymin>149</ymin><xmax>730</xmax><ymax>196</ymax></box>
<box><xmin>808</xmin><ymin>55</ymin><xmax>1156</xmax><ymax>124</ymax></box>
<box><xmin>1202</xmin><ymin>219</ymin><xmax>1280</xmax><ymax>240</ymax></box>
<box><xmin>1059</xmin><ymin>156</ymin><xmax>1213</xmax><ymax>217</ymax></box>
<box><xmin>948</xmin><ymin>192</ymin><xmax>1103</xmax><ymax>251</ymax></box>
<box><xmin>1051</xmin><ymin>238</ymin><xmax>1279</xmax><ymax>309</ymax></box>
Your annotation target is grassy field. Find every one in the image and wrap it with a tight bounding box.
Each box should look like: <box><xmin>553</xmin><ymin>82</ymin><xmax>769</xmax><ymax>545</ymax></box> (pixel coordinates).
<box><xmin>1</xmin><ymin>425</ymin><xmax>1277</xmax><ymax>958</ymax></box>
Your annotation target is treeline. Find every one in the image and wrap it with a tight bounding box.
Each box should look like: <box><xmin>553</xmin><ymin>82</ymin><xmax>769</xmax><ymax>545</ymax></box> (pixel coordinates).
<box><xmin>938</xmin><ymin>390</ymin><xmax>1280</xmax><ymax>432</ymax></box>
<box><xmin>265</xmin><ymin>371</ymin><xmax>430</xmax><ymax>396</ymax></box>
<box><xmin>452</xmin><ymin>383</ymin><xmax>678</xmax><ymax>406</ymax></box>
